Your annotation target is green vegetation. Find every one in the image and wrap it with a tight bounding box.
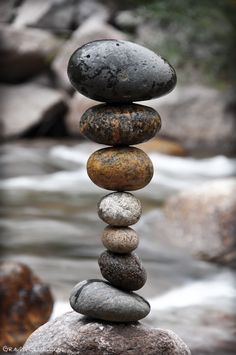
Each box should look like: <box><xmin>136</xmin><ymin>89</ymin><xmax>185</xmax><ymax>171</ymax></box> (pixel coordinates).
<box><xmin>121</xmin><ymin>0</ymin><xmax>236</xmax><ymax>86</ymax></box>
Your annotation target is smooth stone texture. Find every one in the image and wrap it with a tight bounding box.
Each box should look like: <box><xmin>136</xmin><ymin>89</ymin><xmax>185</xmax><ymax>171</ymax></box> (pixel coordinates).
<box><xmin>79</xmin><ymin>103</ymin><xmax>161</xmax><ymax>145</ymax></box>
<box><xmin>67</xmin><ymin>39</ymin><xmax>177</xmax><ymax>103</ymax></box>
<box><xmin>98</xmin><ymin>251</ymin><xmax>147</xmax><ymax>291</ymax></box>
<box><xmin>19</xmin><ymin>311</ymin><xmax>191</xmax><ymax>355</ymax></box>
<box><xmin>69</xmin><ymin>279</ymin><xmax>150</xmax><ymax>322</ymax></box>
<box><xmin>87</xmin><ymin>147</ymin><xmax>153</xmax><ymax>191</ymax></box>
<box><xmin>98</xmin><ymin>192</ymin><xmax>142</xmax><ymax>226</ymax></box>
<box><xmin>102</xmin><ymin>226</ymin><xmax>139</xmax><ymax>253</ymax></box>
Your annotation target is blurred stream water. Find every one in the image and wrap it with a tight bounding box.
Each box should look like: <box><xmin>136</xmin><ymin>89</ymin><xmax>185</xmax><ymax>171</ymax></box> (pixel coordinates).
<box><xmin>0</xmin><ymin>140</ymin><xmax>236</xmax><ymax>353</ymax></box>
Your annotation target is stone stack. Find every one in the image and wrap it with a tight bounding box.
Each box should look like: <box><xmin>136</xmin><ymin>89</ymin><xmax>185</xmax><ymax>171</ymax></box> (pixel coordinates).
<box><xmin>67</xmin><ymin>39</ymin><xmax>176</xmax><ymax>323</ymax></box>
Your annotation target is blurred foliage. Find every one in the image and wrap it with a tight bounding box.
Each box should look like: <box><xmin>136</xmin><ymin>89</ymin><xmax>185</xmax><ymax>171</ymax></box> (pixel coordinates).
<box><xmin>118</xmin><ymin>0</ymin><xmax>236</xmax><ymax>87</ymax></box>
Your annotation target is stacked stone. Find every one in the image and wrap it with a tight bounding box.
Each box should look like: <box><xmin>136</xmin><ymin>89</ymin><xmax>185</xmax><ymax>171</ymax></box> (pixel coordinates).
<box><xmin>67</xmin><ymin>40</ymin><xmax>176</xmax><ymax>323</ymax></box>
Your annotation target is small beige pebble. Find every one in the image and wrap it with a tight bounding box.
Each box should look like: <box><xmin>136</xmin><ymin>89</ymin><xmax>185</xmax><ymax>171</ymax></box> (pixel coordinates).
<box><xmin>102</xmin><ymin>226</ymin><xmax>139</xmax><ymax>253</ymax></box>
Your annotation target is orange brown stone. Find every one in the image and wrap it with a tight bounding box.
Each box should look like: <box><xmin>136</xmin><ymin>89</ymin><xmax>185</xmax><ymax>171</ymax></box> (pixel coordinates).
<box><xmin>87</xmin><ymin>147</ymin><xmax>153</xmax><ymax>191</ymax></box>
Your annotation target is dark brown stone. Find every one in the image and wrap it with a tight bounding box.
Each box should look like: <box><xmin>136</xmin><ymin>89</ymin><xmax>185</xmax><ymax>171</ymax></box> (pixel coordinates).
<box><xmin>98</xmin><ymin>251</ymin><xmax>147</xmax><ymax>291</ymax></box>
<box><xmin>19</xmin><ymin>311</ymin><xmax>191</xmax><ymax>355</ymax></box>
<box><xmin>79</xmin><ymin>103</ymin><xmax>161</xmax><ymax>145</ymax></box>
<box><xmin>87</xmin><ymin>147</ymin><xmax>153</xmax><ymax>191</ymax></box>
<box><xmin>0</xmin><ymin>260</ymin><xmax>53</xmax><ymax>348</ymax></box>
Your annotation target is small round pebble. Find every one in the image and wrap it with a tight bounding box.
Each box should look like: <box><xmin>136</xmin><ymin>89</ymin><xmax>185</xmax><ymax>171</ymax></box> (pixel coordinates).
<box><xmin>102</xmin><ymin>226</ymin><xmax>139</xmax><ymax>253</ymax></box>
<box><xmin>79</xmin><ymin>103</ymin><xmax>161</xmax><ymax>146</ymax></box>
<box><xmin>67</xmin><ymin>39</ymin><xmax>177</xmax><ymax>103</ymax></box>
<box><xmin>87</xmin><ymin>147</ymin><xmax>153</xmax><ymax>191</ymax></box>
<box><xmin>69</xmin><ymin>279</ymin><xmax>150</xmax><ymax>322</ymax></box>
<box><xmin>98</xmin><ymin>251</ymin><xmax>147</xmax><ymax>291</ymax></box>
<box><xmin>98</xmin><ymin>192</ymin><xmax>142</xmax><ymax>226</ymax></box>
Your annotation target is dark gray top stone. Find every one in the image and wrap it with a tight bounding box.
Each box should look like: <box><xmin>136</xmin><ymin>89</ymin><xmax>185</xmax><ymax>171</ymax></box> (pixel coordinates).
<box><xmin>67</xmin><ymin>39</ymin><xmax>176</xmax><ymax>103</ymax></box>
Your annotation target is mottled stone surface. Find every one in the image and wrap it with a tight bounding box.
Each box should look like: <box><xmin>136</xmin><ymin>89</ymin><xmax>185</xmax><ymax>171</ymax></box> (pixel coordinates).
<box><xmin>69</xmin><ymin>279</ymin><xmax>150</xmax><ymax>322</ymax></box>
<box><xmin>80</xmin><ymin>103</ymin><xmax>161</xmax><ymax>145</ymax></box>
<box><xmin>20</xmin><ymin>311</ymin><xmax>191</xmax><ymax>355</ymax></box>
<box><xmin>98</xmin><ymin>192</ymin><xmax>142</xmax><ymax>226</ymax></box>
<box><xmin>0</xmin><ymin>260</ymin><xmax>53</xmax><ymax>348</ymax></box>
<box><xmin>102</xmin><ymin>226</ymin><xmax>139</xmax><ymax>253</ymax></box>
<box><xmin>87</xmin><ymin>147</ymin><xmax>153</xmax><ymax>191</ymax></box>
<box><xmin>98</xmin><ymin>251</ymin><xmax>147</xmax><ymax>291</ymax></box>
<box><xmin>67</xmin><ymin>39</ymin><xmax>176</xmax><ymax>103</ymax></box>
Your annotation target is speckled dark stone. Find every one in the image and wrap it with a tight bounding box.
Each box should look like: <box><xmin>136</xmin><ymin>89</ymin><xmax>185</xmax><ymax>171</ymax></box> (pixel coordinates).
<box><xmin>67</xmin><ymin>39</ymin><xmax>177</xmax><ymax>103</ymax></box>
<box><xmin>98</xmin><ymin>251</ymin><xmax>147</xmax><ymax>291</ymax></box>
<box><xmin>87</xmin><ymin>147</ymin><xmax>153</xmax><ymax>191</ymax></box>
<box><xmin>79</xmin><ymin>103</ymin><xmax>161</xmax><ymax>145</ymax></box>
<box><xmin>69</xmin><ymin>280</ymin><xmax>150</xmax><ymax>322</ymax></box>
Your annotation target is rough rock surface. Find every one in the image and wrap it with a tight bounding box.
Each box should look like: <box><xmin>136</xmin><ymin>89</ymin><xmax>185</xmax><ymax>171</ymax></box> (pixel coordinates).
<box><xmin>98</xmin><ymin>251</ymin><xmax>147</xmax><ymax>291</ymax></box>
<box><xmin>162</xmin><ymin>178</ymin><xmax>236</xmax><ymax>265</ymax></box>
<box><xmin>53</xmin><ymin>15</ymin><xmax>126</xmax><ymax>90</ymax></box>
<box><xmin>144</xmin><ymin>85</ymin><xmax>236</xmax><ymax>156</ymax></box>
<box><xmin>68</xmin><ymin>39</ymin><xmax>176</xmax><ymax>103</ymax></box>
<box><xmin>0</xmin><ymin>84</ymin><xmax>67</xmax><ymax>138</ymax></box>
<box><xmin>70</xmin><ymin>280</ymin><xmax>150</xmax><ymax>322</ymax></box>
<box><xmin>87</xmin><ymin>147</ymin><xmax>153</xmax><ymax>191</ymax></box>
<box><xmin>80</xmin><ymin>103</ymin><xmax>161</xmax><ymax>145</ymax></box>
<box><xmin>102</xmin><ymin>226</ymin><xmax>139</xmax><ymax>253</ymax></box>
<box><xmin>0</xmin><ymin>260</ymin><xmax>53</xmax><ymax>348</ymax></box>
<box><xmin>98</xmin><ymin>192</ymin><xmax>142</xmax><ymax>226</ymax></box>
<box><xmin>19</xmin><ymin>311</ymin><xmax>191</xmax><ymax>355</ymax></box>
<box><xmin>0</xmin><ymin>25</ymin><xmax>62</xmax><ymax>83</ymax></box>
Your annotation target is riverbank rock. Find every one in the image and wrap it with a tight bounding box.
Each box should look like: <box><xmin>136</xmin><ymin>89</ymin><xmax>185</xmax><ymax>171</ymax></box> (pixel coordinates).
<box><xmin>143</xmin><ymin>85</ymin><xmax>236</xmax><ymax>156</ymax></box>
<box><xmin>53</xmin><ymin>15</ymin><xmax>125</xmax><ymax>90</ymax></box>
<box><xmin>0</xmin><ymin>260</ymin><xmax>53</xmax><ymax>349</ymax></box>
<box><xmin>163</xmin><ymin>178</ymin><xmax>236</xmax><ymax>266</ymax></box>
<box><xmin>19</xmin><ymin>311</ymin><xmax>191</xmax><ymax>355</ymax></box>
<box><xmin>0</xmin><ymin>83</ymin><xmax>68</xmax><ymax>138</ymax></box>
<box><xmin>0</xmin><ymin>25</ymin><xmax>62</xmax><ymax>83</ymax></box>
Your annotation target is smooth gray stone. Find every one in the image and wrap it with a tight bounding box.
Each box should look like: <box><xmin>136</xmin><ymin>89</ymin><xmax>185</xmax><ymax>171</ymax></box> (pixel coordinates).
<box><xmin>98</xmin><ymin>251</ymin><xmax>147</xmax><ymax>291</ymax></box>
<box><xmin>69</xmin><ymin>279</ymin><xmax>150</xmax><ymax>322</ymax></box>
<box><xmin>67</xmin><ymin>39</ymin><xmax>176</xmax><ymax>103</ymax></box>
<box><xmin>98</xmin><ymin>192</ymin><xmax>142</xmax><ymax>226</ymax></box>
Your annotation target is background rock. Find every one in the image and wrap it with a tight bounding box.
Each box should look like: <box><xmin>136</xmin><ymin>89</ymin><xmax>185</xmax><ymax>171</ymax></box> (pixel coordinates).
<box><xmin>141</xmin><ymin>85</ymin><xmax>236</xmax><ymax>156</ymax></box>
<box><xmin>0</xmin><ymin>84</ymin><xmax>68</xmax><ymax>138</ymax></box>
<box><xmin>20</xmin><ymin>311</ymin><xmax>191</xmax><ymax>355</ymax></box>
<box><xmin>161</xmin><ymin>178</ymin><xmax>236</xmax><ymax>266</ymax></box>
<box><xmin>0</xmin><ymin>25</ymin><xmax>62</xmax><ymax>83</ymax></box>
<box><xmin>0</xmin><ymin>260</ymin><xmax>53</xmax><ymax>349</ymax></box>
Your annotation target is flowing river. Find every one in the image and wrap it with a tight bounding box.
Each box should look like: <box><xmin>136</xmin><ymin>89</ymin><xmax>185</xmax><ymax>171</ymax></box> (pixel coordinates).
<box><xmin>0</xmin><ymin>140</ymin><xmax>236</xmax><ymax>354</ymax></box>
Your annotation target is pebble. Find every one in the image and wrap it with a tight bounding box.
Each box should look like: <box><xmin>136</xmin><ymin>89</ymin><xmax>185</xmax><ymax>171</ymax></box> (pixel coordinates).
<box><xmin>69</xmin><ymin>279</ymin><xmax>150</xmax><ymax>322</ymax></box>
<box><xmin>102</xmin><ymin>226</ymin><xmax>139</xmax><ymax>253</ymax></box>
<box><xmin>98</xmin><ymin>251</ymin><xmax>147</xmax><ymax>291</ymax></box>
<box><xmin>79</xmin><ymin>103</ymin><xmax>161</xmax><ymax>145</ymax></box>
<box><xmin>67</xmin><ymin>39</ymin><xmax>176</xmax><ymax>103</ymax></box>
<box><xmin>98</xmin><ymin>192</ymin><xmax>142</xmax><ymax>226</ymax></box>
<box><xmin>87</xmin><ymin>147</ymin><xmax>153</xmax><ymax>191</ymax></box>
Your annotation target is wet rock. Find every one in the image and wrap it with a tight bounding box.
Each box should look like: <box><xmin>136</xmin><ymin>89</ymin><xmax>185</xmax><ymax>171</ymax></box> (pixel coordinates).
<box><xmin>70</xmin><ymin>280</ymin><xmax>150</xmax><ymax>322</ymax></box>
<box><xmin>19</xmin><ymin>311</ymin><xmax>191</xmax><ymax>355</ymax></box>
<box><xmin>163</xmin><ymin>179</ymin><xmax>236</xmax><ymax>266</ymax></box>
<box><xmin>87</xmin><ymin>147</ymin><xmax>153</xmax><ymax>191</ymax></box>
<box><xmin>0</xmin><ymin>83</ymin><xmax>68</xmax><ymax>138</ymax></box>
<box><xmin>80</xmin><ymin>103</ymin><xmax>161</xmax><ymax>145</ymax></box>
<box><xmin>0</xmin><ymin>260</ymin><xmax>53</xmax><ymax>349</ymax></box>
<box><xmin>144</xmin><ymin>85</ymin><xmax>236</xmax><ymax>156</ymax></box>
<box><xmin>0</xmin><ymin>25</ymin><xmax>62</xmax><ymax>83</ymax></box>
<box><xmin>102</xmin><ymin>226</ymin><xmax>139</xmax><ymax>253</ymax></box>
<box><xmin>53</xmin><ymin>15</ymin><xmax>126</xmax><ymax>90</ymax></box>
<box><xmin>68</xmin><ymin>39</ymin><xmax>177</xmax><ymax>103</ymax></box>
<box><xmin>98</xmin><ymin>192</ymin><xmax>142</xmax><ymax>226</ymax></box>
<box><xmin>98</xmin><ymin>251</ymin><xmax>147</xmax><ymax>291</ymax></box>
<box><xmin>0</xmin><ymin>0</ymin><xmax>19</xmax><ymax>23</ymax></box>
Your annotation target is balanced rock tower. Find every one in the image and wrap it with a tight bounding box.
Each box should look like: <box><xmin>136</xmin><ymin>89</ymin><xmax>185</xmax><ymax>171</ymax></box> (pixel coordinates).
<box><xmin>20</xmin><ymin>40</ymin><xmax>191</xmax><ymax>355</ymax></box>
